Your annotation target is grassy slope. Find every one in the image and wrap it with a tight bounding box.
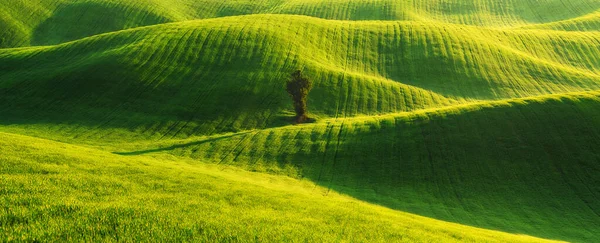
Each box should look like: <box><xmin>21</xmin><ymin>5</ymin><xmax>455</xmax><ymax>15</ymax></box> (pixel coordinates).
<box><xmin>0</xmin><ymin>132</ymin><xmax>559</xmax><ymax>242</ymax></box>
<box><xmin>520</xmin><ymin>11</ymin><xmax>600</xmax><ymax>31</ymax></box>
<box><xmin>1</xmin><ymin>0</ymin><xmax>600</xmax><ymax>242</ymax></box>
<box><xmin>38</xmin><ymin>90</ymin><xmax>590</xmax><ymax>242</ymax></box>
<box><xmin>1</xmin><ymin>15</ymin><xmax>599</xmax><ymax>140</ymax></box>
<box><xmin>130</xmin><ymin>91</ymin><xmax>599</xmax><ymax>242</ymax></box>
<box><xmin>1</xmin><ymin>0</ymin><xmax>600</xmax><ymax>48</ymax></box>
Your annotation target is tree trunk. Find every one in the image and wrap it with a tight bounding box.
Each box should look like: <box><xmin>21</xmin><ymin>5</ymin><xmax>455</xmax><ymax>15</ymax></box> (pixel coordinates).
<box><xmin>295</xmin><ymin>114</ymin><xmax>308</xmax><ymax>124</ymax></box>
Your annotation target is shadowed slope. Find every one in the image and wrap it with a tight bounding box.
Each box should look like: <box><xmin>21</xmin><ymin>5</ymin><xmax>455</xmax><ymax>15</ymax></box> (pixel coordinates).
<box><xmin>521</xmin><ymin>11</ymin><xmax>600</xmax><ymax>31</ymax></box>
<box><xmin>1</xmin><ymin>132</ymin><xmax>563</xmax><ymax>242</ymax></box>
<box><xmin>1</xmin><ymin>2</ymin><xmax>600</xmax><ymax>242</ymax></box>
<box><xmin>31</xmin><ymin>2</ymin><xmax>171</xmax><ymax>46</ymax></box>
<box><xmin>0</xmin><ymin>0</ymin><xmax>179</xmax><ymax>48</ymax></box>
<box><xmin>110</xmin><ymin>91</ymin><xmax>600</xmax><ymax>242</ymax></box>
<box><xmin>1</xmin><ymin>0</ymin><xmax>599</xmax><ymax>48</ymax></box>
<box><xmin>1</xmin><ymin>15</ymin><xmax>600</xmax><ymax>141</ymax></box>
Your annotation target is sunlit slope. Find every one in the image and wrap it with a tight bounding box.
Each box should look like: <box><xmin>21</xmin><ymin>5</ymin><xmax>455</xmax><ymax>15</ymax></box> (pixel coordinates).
<box><xmin>107</xmin><ymin>91</ymin><xmax>600</xmax><ymax>242</ymax></box>
<box><xmin>2</xmin><ymin>15</ymin><xmax>600</xmax><ymax>140</ymax></box>
<box><xmin>521</xmin><ymin>11</ymin><xmax>600</xmax><ymax>31</ymax></box>
<box><xmin>2</xmin><ymin>2</ymin><xmax>600</xmax><ymax>242</ymax></box>
<box><xmin>1</xmin><ymin>0</ymin><xmax>599</xmax><ymax>48</ymax></box>
<box><xmin>0</xmin><ymin>132</ymin><xmax>560</xmax><ymax>243</ymax></box>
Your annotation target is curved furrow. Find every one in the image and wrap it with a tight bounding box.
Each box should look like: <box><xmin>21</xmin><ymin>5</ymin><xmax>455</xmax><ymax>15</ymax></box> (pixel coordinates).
<box><xmin>2</xmin><ymin>15</ymin><xmax>600</xmax><ymax>141</ymax></box>
<box><xmin>1</xmin><ymin>0</ymin><xmax>600</xmax><ymax>48</ymax></box>
<box><xmin>109</xmin><ymin>90</ymin><xmax>600</xmax><ymax>242</ymax></box>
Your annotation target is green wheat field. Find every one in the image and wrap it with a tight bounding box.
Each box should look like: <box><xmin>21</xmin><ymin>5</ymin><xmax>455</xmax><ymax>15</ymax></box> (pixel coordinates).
<box><xmin>2</xmin><ymin>0</ymin><xmax>600</xmax><ymax>242</ymax></box>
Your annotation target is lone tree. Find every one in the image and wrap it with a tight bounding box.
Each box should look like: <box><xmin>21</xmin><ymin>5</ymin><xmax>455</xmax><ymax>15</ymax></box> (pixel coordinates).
<box><xmin>286</xmin><ymin>70</ymin><xmax>313</xmax><ymax>124</ymax></box>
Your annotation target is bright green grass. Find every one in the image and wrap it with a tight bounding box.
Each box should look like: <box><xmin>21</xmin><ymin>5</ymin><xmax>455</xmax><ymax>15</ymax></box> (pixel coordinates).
<box><xmin>1</xmin><ymin>0</ymin><xmax>600</xmax><ymax>47</ymax></box>
<box><xmin>134</xmin><ymin>91</ymin><xmax>600</xmax><ymax>242</ymax></box>
<box><xmin>1</xmin><ymin>0</ymin><xmax>600</xmax><ymax>242</ymax></box>
<box><xmin>1</xmin><ymin>15</ymin><xmax>600</xmax><ymax>138</ymax></box>
<box><xmin>9</xmin><ymin>90</ymin><xmax>598</xmax><ymax>241</ymax></box>
<box><xmin>3</xmin><ymin>91</ymin><xmax>600</xmax><ymax>242</ymax></box>
<box><xmin>0</xmin><ymin>132</ymin><xmax>561</xmax><ymax>242</ymax></box>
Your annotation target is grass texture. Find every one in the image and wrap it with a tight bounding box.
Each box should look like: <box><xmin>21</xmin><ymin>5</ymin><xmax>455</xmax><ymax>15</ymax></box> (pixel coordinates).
<box><xmin>1</xmin><ymin>0</ymin><xmax>600</xmax><ymax>242</ymax></box>
<box><xmin>1</xmin><ymin>132</ymin><xmax>561</xmax><ymax>242</ymax></box>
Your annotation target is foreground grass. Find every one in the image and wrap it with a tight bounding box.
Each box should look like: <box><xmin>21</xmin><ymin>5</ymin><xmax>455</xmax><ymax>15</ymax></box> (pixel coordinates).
<box><xmin>0</xmin><ymin>132</ymin><xmax>558</xmax><ymax>242</ymax></box>
<box><xmin>2</xmin><ymin>91</ymin><xmax>599</xmax><ymax>242</ymax></box>
<box><xmin>104</xmin><ymin>91</ymin><xmax>599</xmax><ymax>242</ymax></box>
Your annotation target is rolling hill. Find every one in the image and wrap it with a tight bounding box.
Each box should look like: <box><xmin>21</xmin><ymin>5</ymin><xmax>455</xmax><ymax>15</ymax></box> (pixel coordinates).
<box><xmin>1</xmin><ymin>0</ymin><xmax>599</xmax><ymax>242</ymax></box>
<box><xmin>2</xmin><ymin>0</ymin><xmax>600</xmax><ymax>48</ymax></box>
<box><xmin>0</xmin><ymin>131</ymin><xmax>561</xmax><ymax>242</ymax></box>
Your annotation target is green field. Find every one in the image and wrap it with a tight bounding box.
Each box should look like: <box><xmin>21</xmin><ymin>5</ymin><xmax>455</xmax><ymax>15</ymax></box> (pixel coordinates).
<box><xmin>1</xmin><ymin>0</ymin><xmax>600</xmax><ymax>242</ymax></box>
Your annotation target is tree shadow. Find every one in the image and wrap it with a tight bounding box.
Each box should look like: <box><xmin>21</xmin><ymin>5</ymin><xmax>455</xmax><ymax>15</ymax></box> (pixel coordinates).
<box><xmin>107</xmin><ymin>99</ymin><xmax>600</xmax><ymax>243</ymax></box>
<box><xmin>113</xmin><ymin>132</ymin><xmax>250</xmax><ymax>156</ymax></box>
<box><xmin>268</xmin><ymin>114</ymin><xmax>318</xmax><ymax>127</ymax></box>
<box><xmin>109</xmin><ymin>114</ymin><xmax>311</xmax><ymax>156</ymax></box>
